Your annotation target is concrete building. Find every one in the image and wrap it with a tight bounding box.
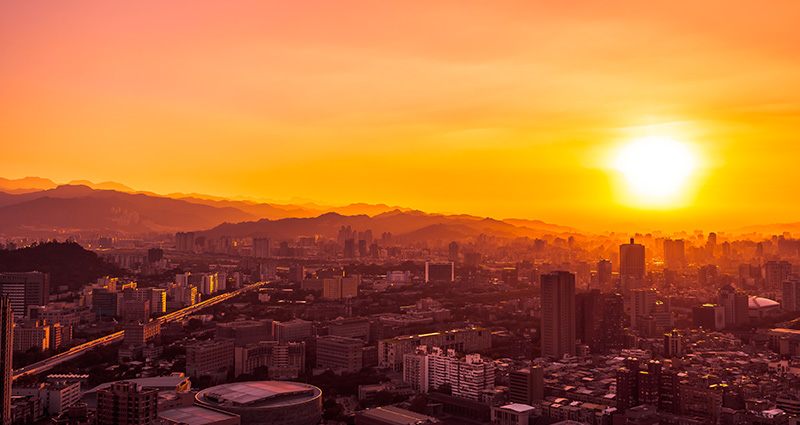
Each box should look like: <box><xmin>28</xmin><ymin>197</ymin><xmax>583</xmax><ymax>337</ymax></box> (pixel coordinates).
<box><xmin>216</xmin><ymin>321</ymin><xmax>272</xmax><ymax>346</ymax></box>
<box><xmin>379</xmin><ymin>327</ymin><xmax>491</xmax><ymax>371</ymax></box>
<box><xmin>402</xmin><ymin>347</ymin><xmax>495</xmax><ymax>401</ymax></box>
<box><xmin>234</xmin><ymin>341</ymin><xmax>305</xmax><ymax>378</ymax></box>
<box><xmin>195</xmin><ymin>381</ymin><xmax>321</xmax><ymax>425</ymax></box>
<box><xmin>0</xmin><ymin>272</ymin><xmax>49</xmax><ymax>319</ymax></box>
<box><xmin>12</xmin><ymin>320</ymin><xmax>49</xmax><ymax>352</ymax></box>
<box><xmin>692</xmin><ymin>304</ymin><xmax>725</xmax><ymax>330</ymax></box>
<box><xmin>316</xmin><ymin>335</ymin><xmax>364</xmax><ymax>374</ymax></box>
<box><xmin>12</xmin><ymin>381</ymin><xmax>80</xmax><ymax>416</ymax></box>
<box><xmin>541</xmin><ymin>271</ymin><xmax>576</xmax><ymax>359</ymax></box>
<box><xmin>186</xmin><ymin>339</ymin><xmax>235</xmax><ymax>382</ymax></box>
<box><xmin>96</xmin><ymin>381</ymin><xmax>158</xmax><ymax>425</ymax></box>
<box><xmin>322</xmin><ymin>277</ymin><xmax>359</xmax><ymax>300</ymax></box>
<box><xmin>491</xmin><ymin>403</ymin><xmax>537</xmax><ymax>425</ymax></box>
<box><xmin>425</xmin><ymin>262</ymin><xmax>454</xmax><ymax>283</ymax></box>
<box><xmin>272</xmin><ymin>319</ymin><xmax>312</xmax><ymax>342</ymax></box>
<box><xmin>508</xmin><ymin>366</ymin><xmax>544</xmax><ymax>405</ymax></box>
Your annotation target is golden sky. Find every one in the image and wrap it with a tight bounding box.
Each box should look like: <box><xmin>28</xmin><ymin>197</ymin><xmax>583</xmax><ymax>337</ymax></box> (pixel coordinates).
<box><xmin>2</xmin><ymin>1</ymin><xmax>800</xmax><ymax>232</ymax></box>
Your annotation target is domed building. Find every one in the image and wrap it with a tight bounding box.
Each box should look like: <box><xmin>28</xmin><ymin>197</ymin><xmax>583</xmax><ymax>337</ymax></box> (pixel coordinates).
<box><xmin>195</xmin><ymin>381</ymin><xmax>322</xmax><ymax>425</ymax></box>
<box><xmin>749</xmin><ymin>296</ymin><xmax>781</xmax><ymax>319</ymax></box>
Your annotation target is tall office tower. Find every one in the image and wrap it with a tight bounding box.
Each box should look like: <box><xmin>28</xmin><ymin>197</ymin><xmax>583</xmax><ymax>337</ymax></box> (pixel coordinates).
<box><xmin>717</xmin><ymin>285</ymin><xmax>750</xmax><ymax>325</ymax></box>
<box><xmin>620</xmin><ymin>238</ymin><xmax>645</xmax><ymax>293</ymax></box>
<box><xmin>663</xmin><ymin>239</ymin><xmax>685</xmax><ymax>269</ymax></box>
<box><xmin>765</xmin><ymin>261</ymin><xmax>793</xmax><ymax>290</ymax></box>
<box><xmin>0</xmin><ymin>272</ymin><xmax>50</xmax><ymax>319</ymax></box>
<box><xmin>0</xmin><ymin>297</ymin><xmax>11</xmax><ymax>425</ymax></box>
<box><xmin>364</xmin><ymin>230</ymin><xmax>373</xmax><ymax>247</ymax></box>
<box><xmin>174</xmin><ymin>232</ymin><xmax>195</xmax><ymax>252</ymax></box>
<box><xmin>630</xmin><ymin>288</ymin><xmax>657</xmax><ymax>327</ymax></box>
<box><xmin>782</xmin><ymin>277</ymin><xmax>800</xmax><ymax>312</ymax></box>
<box><xmin>576</xmin><ymin>290</ymin><xmax>602</xmax><ymax>350</ymax></box>
<box><xmin>343</xmin><ymin>239</ymin><xmax>356</xmax><ymax>258</ymax></box>
<box><xmin>508</xmin><ymin>366</ymin><xmax>544</xmax><ymax>405</ymax></box>
<box><xmin>358</xmin><ymin>239</ymin><xmax>367</xmax><ymax>257</ymax></box>
<box><xmin>664</xmin><ymin>330</ymin><xmax>684</xmax><ymax>357</ymax></box>
<box><xmin>253</xmin><ymin>237</ymin><xmax>271</xmax><ymax>258</ymax></box>
<box><xmin>600</xmin><ymin>293</ymin><xmax>626</xmax><ymax>353</ymax></box>
<box><xmin>616</xmin><ymin>367</ymin><xmax>639</xmax><ymax>412</ymax></box>
<box><xmin>541</xmin><ymin>271</ymin><xmax>576</xmax><ymax>359</ymax></box>
<box><xmin>597</xmin><ymin>259</ymin><xmax>613</xmax><ymax>289</ymax></box>
<box><xmin>448</xmin><ymin>242</ymin><xmax>459</xmax><ymax>262</ymax></box>
<box><xmin>706</xmin><ymin>232</ymin><xmax>717</xmax><ymax>257</ymax></box>
<box><xmin>96</xmin><ymin>381</ymin><xmax>158</xmax><ymax>425</ymax></box>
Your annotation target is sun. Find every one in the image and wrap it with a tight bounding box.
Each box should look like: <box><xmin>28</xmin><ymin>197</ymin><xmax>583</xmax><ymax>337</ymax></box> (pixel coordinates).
<box><xmin>616</xmin><ymin>136</ymin><xmax>696</xmax><ymax>200</ymax></box>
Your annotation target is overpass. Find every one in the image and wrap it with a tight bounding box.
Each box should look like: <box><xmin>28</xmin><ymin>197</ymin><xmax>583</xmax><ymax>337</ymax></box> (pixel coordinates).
<box><xmin>12</xmin><ymin>280</ymin><xmax>268</xmax><ymax>380</ymax></box>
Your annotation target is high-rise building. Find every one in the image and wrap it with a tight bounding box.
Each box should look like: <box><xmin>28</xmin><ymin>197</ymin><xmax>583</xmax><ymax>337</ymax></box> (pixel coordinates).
<box><xmin>0</xmin><ymin>272</ymin><xmax>50</xmax><ymax>319</ymax></box>
<box><xmin>174</xmin><ymin>232</ymin><xmax>195</xmax><ymax>252</ymax></box>
<box><xmin>343</xmin><ymin>239</ymin><xmax>356</xmax><ymax>258</ymax></box>
<box><xmin>630</xmin><ymin>288</ymin><xmax>656</xmax><ymax>327</ymax></box>
<box><xmin>664</xmin><ymin>331</ymin><xmax>684</xmax><ymax>357</ymax></box>
<box><xmin>620</xmin><ymin>239</ymin><xmax>645</xmax><ymax>292</ymax></box>
<box><xmin>425</xmin><ymin>262</ymin><xmax>454</xmax><ymax>283</ymax></box>
<box><xmin>692</xmin><ymin>304</ymin><xmax>725</xmax><ymax>330</ymax></box>
<box><xmin>783</xmin><ymin>277</ymin><xmax>800</xmax><ymax>312</ymax></box>
<box><xmin>96</xmin><ymin>381</ymin><xmax>157</xmax><ymax>425</ymax></box>
<box><xmin>448</xmin><ymin>242</ymin><xmax>459</xmax><ymax>262</ymax></box>
<box><xmin>402</xmin><ymin>347</ymin><xmax>495</xmax><ymax>400</ymax></box>
<box><xmin>0</xmin><ymin>296</ymin><xmax>11</xmax><ymax>425</ymax></box>
<box><xmin>540</xmin><ymin>271</ymin><xmax>576</xmax><ymax>359</ymax></box>
<box><xmin>508</xmin><ymin>366</ymin><xmax>543</xmax><ymax>405</ymax></box>
<box><xmin>663</xmin><ymin>239</ymin><xmax>685</xmax><ymax>269</ymax></box>
<box><xmin>765</xmin><ymin>261</ymin><xmax>792</xmax><ymax>290</ymax></box>
<box><xmin>253</xmin><ymin>237</ymin><xmax>271</xmax><ymax>259</ymax></box>
<box><xmin>597</xmin><ymin>260</ymin><xmax>613</xmax><ymax>289</ymax></box>
<box><xmin>717</xmin><ymin>285</ymin><xmax>749</xmax><ymax>326</ymax></box>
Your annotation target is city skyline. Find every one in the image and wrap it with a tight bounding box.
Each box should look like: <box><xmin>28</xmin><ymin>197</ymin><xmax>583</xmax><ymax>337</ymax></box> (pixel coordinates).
<box><xmin>3</xmin><ymin>1</ymin><xmax>800</xmax><ymax>232</ymax></box>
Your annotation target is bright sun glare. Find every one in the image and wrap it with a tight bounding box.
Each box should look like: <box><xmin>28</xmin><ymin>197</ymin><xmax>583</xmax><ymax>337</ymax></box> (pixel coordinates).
<box><xmin>616</xmin><ymin>136</ymin><xmax>696</xmax><ymax>199</ymax></box>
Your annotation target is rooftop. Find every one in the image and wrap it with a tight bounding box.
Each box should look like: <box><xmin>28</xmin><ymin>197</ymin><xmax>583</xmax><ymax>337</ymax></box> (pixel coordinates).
<box><xmin>197</xmin><ymin>381</ymin><xmax>321</xmax><ymax>408</ymax></box>
<box><xmin>159</xmin><ymin>406</ymin><xmax>239</xmax><ymax>425</ymax></box>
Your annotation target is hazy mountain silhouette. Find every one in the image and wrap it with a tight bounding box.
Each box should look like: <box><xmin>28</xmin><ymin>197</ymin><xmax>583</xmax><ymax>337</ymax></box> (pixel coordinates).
<box><xmin>0</xmin><ymin>185</ymin><xmax>257</xmax><ymax>234</ymax></box>
<box><xmin>201</xmin><ymin>210</ymin><xmax>568</xmax><ymax>241</ymax></box>
<box><xmin>0</xmin><ymin>177</ymin><xmax>574</xmax><ymax>238</ymax></box>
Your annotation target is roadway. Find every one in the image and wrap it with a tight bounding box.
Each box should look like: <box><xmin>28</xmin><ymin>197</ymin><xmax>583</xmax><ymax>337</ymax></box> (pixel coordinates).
<box><xmin>12</xmin><ymin>280</ymin><xmax>267</xmax><ymax>380</ymax></box>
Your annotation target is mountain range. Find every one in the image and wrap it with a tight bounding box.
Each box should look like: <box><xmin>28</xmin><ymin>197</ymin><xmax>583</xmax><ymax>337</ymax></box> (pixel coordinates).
<box><xmin>0</xmin><ymin>177</ymin><xmax>574</xmax><ymax>240</ymax></box>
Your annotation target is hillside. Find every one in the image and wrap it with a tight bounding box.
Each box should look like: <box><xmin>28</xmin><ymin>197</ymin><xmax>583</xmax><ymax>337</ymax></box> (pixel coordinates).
<box><xmin>0</xmin><ymin>241</ymin><xmax>124</xmax><ymax>292</ymax></box>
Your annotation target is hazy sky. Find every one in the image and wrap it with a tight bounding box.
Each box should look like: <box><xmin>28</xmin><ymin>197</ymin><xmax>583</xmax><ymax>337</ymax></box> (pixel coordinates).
<box><xmin>2</xmin><ymin>1</ymin><xmax>799</xmax><ymax>231</ymax></box>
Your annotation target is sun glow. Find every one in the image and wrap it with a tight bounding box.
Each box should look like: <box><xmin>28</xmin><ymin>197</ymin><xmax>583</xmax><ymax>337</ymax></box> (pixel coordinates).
<box><xmin>616</xmin><ymin>136</ymin><xmax>697</xmax><ymax>205</ymax></box>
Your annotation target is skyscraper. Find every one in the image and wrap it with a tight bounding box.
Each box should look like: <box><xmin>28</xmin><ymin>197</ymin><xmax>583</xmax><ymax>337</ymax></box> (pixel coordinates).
<box><xmin>0</xmin><ymin>296</ymin><xmax>11</xmax><ymax>425</ymax></box>
<box><xmin>0</xmin><ymin>272</ymin><xmax>50</xmax><ymax>319</ymax></box>
<box><xmin>597</xmin><ymin>259</ymin><xmax>613</xmax><ymax>289</ymax></box>
<box><xmin>663</xmin><ymin>239</ymin><xmax>685</xmax><ymax>269</ymax></box>
<box><xmin>620</xmin><ymin>238</ymin><xmax>645</xmax><ymax>292</ymax></box>
<box><xmin>541</xmin><ymin>271</ymin><xmax>576</xmax><ymax>359</ymax></box>
<box><xmin>448</xmin><ymin>242</ymin><xmax>459</xmax><ymax>262</ymax></box>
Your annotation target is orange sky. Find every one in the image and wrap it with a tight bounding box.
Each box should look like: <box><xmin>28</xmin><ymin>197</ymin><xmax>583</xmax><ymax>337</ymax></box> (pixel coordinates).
<box><xmin>2</xmin><ymin>1</ymin><xmax>800</xmax><ymax>232</ymax></box>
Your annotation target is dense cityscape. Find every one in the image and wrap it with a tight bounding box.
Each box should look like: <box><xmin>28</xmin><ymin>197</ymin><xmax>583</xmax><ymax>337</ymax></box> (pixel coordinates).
<box><xmin>2</xmin><ymin>213</ymin><xmax>800</xmax><ymax>425</ymax></box>
<box><xmin>4</xmin><ymin>1</ymin><xmax>800</xmax><ymax>425</ymax></box>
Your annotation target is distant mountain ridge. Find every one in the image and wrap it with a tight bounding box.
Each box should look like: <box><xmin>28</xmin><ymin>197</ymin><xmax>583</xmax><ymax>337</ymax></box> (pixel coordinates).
<box><xmin>0</xmin><ymin>177</ymin><xmax>574</xmax><ymax>239</ymax></box>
